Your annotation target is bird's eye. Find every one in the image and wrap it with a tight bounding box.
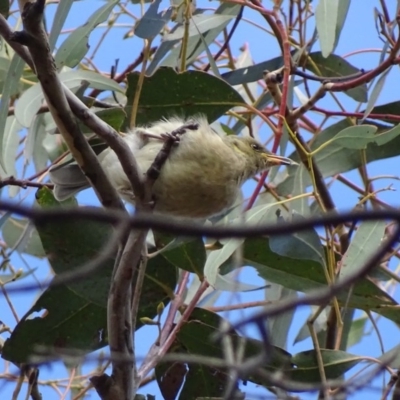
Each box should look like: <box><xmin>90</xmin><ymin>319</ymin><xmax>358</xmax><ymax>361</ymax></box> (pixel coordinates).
<box><xmin>251</xmin><ymin>143</ymin><xmax>262</xmax><ymax>151</ymax></box>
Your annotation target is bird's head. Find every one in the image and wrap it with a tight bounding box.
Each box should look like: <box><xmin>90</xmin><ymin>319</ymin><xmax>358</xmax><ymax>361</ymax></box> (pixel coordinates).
<box><xmin>225</xmin><ymin>135</ymin><xmax>296</xmax><ymax>181</ymax></box>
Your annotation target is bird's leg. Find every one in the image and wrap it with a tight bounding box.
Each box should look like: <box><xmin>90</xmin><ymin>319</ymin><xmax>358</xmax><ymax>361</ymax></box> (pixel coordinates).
<box><xmin>135</xmin><ymin>130</ymin><xmax>160</xmax><ymax>142</ymax></box>
<box><xmin>160</xmin><ymin>122</ymin><xmax>200</xmax><ymax>143</ymax></box>
<box><xmin>138</xmin><ymin>123</ymin><xmax>199</xmax><ymax>144</ymax></box>
<box><xmin>146</xmin><ymin>123</ymin><xmax>199</xmax><ymax>181</ymax></box>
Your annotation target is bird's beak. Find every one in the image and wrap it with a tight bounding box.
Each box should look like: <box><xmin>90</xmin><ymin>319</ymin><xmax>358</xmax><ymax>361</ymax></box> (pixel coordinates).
<box><xmin>263</xmin><ymin>153</ymin><xmax>297</xmax><ymax>166</ymax></box>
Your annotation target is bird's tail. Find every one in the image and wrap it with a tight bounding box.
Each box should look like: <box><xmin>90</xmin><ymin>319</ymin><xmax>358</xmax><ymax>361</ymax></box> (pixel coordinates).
<box><xmin>49</xmin><ymin>163</ymin><xmax>90</xmax><ymax>201</ymax></box>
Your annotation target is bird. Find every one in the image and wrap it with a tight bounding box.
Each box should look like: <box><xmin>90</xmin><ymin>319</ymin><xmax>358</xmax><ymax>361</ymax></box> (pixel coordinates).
<box><xmin>49</xmin><ymin>115</ymin><xmax>296</xmax><ymax>219</ymax></box>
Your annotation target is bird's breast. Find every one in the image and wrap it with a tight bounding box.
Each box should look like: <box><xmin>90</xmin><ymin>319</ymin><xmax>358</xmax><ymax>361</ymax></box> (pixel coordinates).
<box><xmin>151</xmin><ymin>145</ymin><xmax>242</xmax><ymax>218</ymax></box>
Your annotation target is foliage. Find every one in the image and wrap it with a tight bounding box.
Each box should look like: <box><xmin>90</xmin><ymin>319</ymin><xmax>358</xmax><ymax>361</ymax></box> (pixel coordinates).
<box><xmin>0</xmin><ymin>1</ymin><xmax>400</xmax><ymax>399</ymax></box>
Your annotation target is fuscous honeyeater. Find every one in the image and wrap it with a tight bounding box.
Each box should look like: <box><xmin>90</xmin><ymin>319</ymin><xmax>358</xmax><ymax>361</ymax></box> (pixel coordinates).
<box><xmin>49</xmin><ymin>116</ymin><xmax>296</xmax><ymax>218</ymax></box>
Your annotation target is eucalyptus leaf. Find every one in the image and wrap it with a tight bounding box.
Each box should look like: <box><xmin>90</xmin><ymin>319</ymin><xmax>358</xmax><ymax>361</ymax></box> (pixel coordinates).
<box><xmin>135</xmin><ymin>0</ymin><xmax>173</xmax><ymax>39</ymax></box>
<box><xmin>204</xmin><ymin>238</ymin><xmax>244</xmax><ymax>286</ymax></box>
<box><xmin>277</xmin><ymin>119</ymin><xmax>400</xmax><ymax>196</ymax></box>
<box><xmin>367</xmin><ymin>100</ymin><xmax>400</xmax><ymax>124</ymax></box>
<box><xmin>157</xmin><ymin>4</ymin><xmax>240</xmax><ymax>72</ymax></box>
<box><xmin>2</xmin><ymin>217</ymin><xmax>45</xmax><ymax>258</ymax></box>
<box><xmin>1</xmin><ymin>188</ymin><xmax>177</xmax><ymax>364</ymax></box>
<box><xmin>339</xmin><ymin>221</ymin><xmax>386</xmax><ymax>281</ymax></box>
<box><xmin>266</xmin><ymin>284</ymin><xmax>297</xmax><ymax>349</ymax></box>
<box><xmin>124</xmin><ymin>67</ymin><xmax>244</xmax><ymax>128</ymax></box>
<box><xmin>315</xmin><ymin>0</ymin><xmax>338</xmax><ymax>57</ymax></box>
<box><xmin>305</xmin><ymin>52</ymin><xmax>368</xmax><ymax>102</ymax></box>
<box><xmin>289</xmin><ymin>164</ymin><xmax>310</xmax><ymax>216</ymax></box>
<box><xmin>15</xmin><ymin>71</ymin><xmax>123</xmax><ymax>127</ymax></box>
<box><xmin>25</xmin><ymin>114</ymin><xmax>45</xmax><ymax>167</ymax></box>
<box><xmin>2</xmin><ymin>116</ymin><xmax>21</xmax><ymax>177</ymax></box>
<box><xmin>204</xmin><ymin>203</ymin><xmax>278</xmax><ymax>285</ymax></box>
<box><xmin>362</xmin><ymin>68</ymin><xmax>390</xmax><ymax>121</ymax></box>
<box><xmin>214</xmin><ymin>270</ymin><xmax>268</xmax><ymax>292</ymax></box>
<box><xmin>333</xmin><ymin>0</ymin><xmax>350</xmax><ymax>50</ymax></box>
<box><xmin>55</xmin><ymin>0</ymin><xmax>119</xmax><ymax>68</ymax></box>
<box><xmin>269</xmin><ymin>214</ymin><xmax>326</xmax><ymax>268</ymax></box>
<box><xmin>324</xmin><ymin>124</ymin><xmax>378</xmax><ymax>150</ymax></box>
<box><xmin>164</xmin><ymin>14</ymin><xmax>233</xmax><ymax>41</ymax></box>
<box><xmin>48</xmin><ymin>0</ymin><xmax>74</xmax><ymax>51</ymax></box>
<box><xmin>222</xmin><ymin>55</ymin><xmax>284</xmax><ymax>85</ymax></box>
<box><xmin>379</xmin><ymin>343</ymin><xmax>400</xmax><ymax>368</ymax></box>
<box><xmin>220</xmin><ymin>237</ymin><xmax>399</xmax><ymax>324</ymax></box>
<box><xmin>0</xmin><ymin>54</ymin><xmax>25</xmax><ymax>172</ymax></box>
<box><xmin>289</xmin><ymin>349</ymin><xmax>360</xmax><ymax>383</ymax></box>
<box><xmin>293</xmin><ymin>306</ymin><xmax>328</xmax><ymax>345</ymax></box>
<box><xmin>346</xmin><ymin>315</ymin><xmax>367</xmax><ymax>348</ymax></box>
<box><xmin>0</xmin><ymin>0</ymin><xmax>9</xmax><ymax>17</ymax></box>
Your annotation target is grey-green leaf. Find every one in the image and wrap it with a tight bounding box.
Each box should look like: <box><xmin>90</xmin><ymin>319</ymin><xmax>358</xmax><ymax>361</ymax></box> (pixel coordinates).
<box><xmin>315</xmin><ymin>0</ymin><xmax>338</xmax><ymax>57</ymax></box>
<box><xmin>362</xmin><ymin>68</ymin><xmax>391</xmax><ymax>121</ymax></box>
<box><xmin>55</xmin><ymin>0</ymin><xmax>118</xmax><ymax>69</ymax></box>
<box><xmin>330</xmin><ymin>124</ymin><xmax>378</xmax><ymax>149</ymax></box>
<box><xmin>163</xmin><ymin>14</ymin><xmax>233</xmax><ymax>41</ymax></box>
<box><xmin>305</xmin><ymin>52</ymin><xmax>368</xmax><ymax>102</ymax></box>
<box><xmin>0</xmin><ymin>54</ymin><xmax>25</xmax><ymax>172</ymax></box>
<box><xmin>48</xmin><ymin>0</ymin><xmax>74</xmax><ymax>51</ymax></box>
<box><xmin>339</xmin><ymin>221</ymin><xmax>386</xmax><ymax>281</ymax></box>
<box><xmin>135</xmin><ymin>0</ymin><xmax>173</xmax><ymax>39</ymax></box>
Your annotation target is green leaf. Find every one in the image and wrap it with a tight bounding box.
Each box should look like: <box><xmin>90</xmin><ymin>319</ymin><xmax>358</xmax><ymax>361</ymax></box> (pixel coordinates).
<box><xmin>269</xmin><ymin>215</ymin><xmax>326</xmax><ymax>268</ymax></box>
<box><xmin>24</xmin><ymin>115</ymin><xmax>43</xmax><ymax>167</ymax></box>
<box><xmin>1</xmin><ymin>189</ymin><xmax>177</xmax><ymax>363</ymax></box>
<box><xmin>78</xmin><ymin>107</ymin><xmax>126</xmax><ymax>133</ymax></box>
<box><xmin>164</xmin><ymin>14</ymin><xmax>234</xmax><ymax>41</ymax></box>
<box><xmin>204</xmin><ymin>203</ymin><xmax>278</xmax><ymax>285</ymax></box>
<box><xmin>124</xmin><ymin>67</ymin><xmax>244</xmax><ymax>128</ymax></box>
<box><xmin>293</xmin><ymin>306</ymin><xmax>328</xmax><ymax>346</ymax></box>
<box><xmin>339</xmin><ymin>221</ymin><xmax>386</xmax><ymax>281</ymax></box>
<box><xmin>204</xmin><ymin>238</ymin><xmax>244</xmax><ymax>286</ymax></box>
<box><xmin>2</xmin><ymin>217</ymin><xmax>45</xmax><ymax>258</ymax></box>
<box><xmin>362</xmin><ymin>68</ymin><xmax>390</xmax><ymax>120</ymax></box>
<box><xmin>0</xmin><ymin>54</ymin><xmax>25</xmax><ymax>172</ymax></box>
<box><xmin>220</xmin><ymin>237</ymin><xmax>400</xmax><ymax>323</ymax></box>
<box><xmin>214</xmin><ymin>272</ymin><xmax>266</xmax><ymax>292</ymax></box>
<box><xmin>55</xmin><ymin>0</ymin><xmax>119</xmax><ymax>69</ymax></box>
<box><xmin>221</xmin><ymin>55</ymin><xmax>284</xmax><ymax>85</ymax></box>
<box><xmin>305</xmin><ymin>52</ymin><xmax>367</xmax><ymax>102</ymax></box>
<box><xmin>372</xmin><ymin>123</ymin><xmax>400</xmax><ymax>145</ymax></box>
<box><xmin>1</xmin><ymin>284</ymin><xmax>108</xmax><ymax>364</ymax></box>
<box><xmin>266</xmin><ymin>284</ymin><xmax>297</xmax><ymax>349</ymax></box>
<box><xmin>59</xmin><ymin>70</ymin><xmax>124</xmax><ymax>93</ymax></box>
<box><xmin>289</xmin><ymin>349</ymin><xmax>360</xmax><ymax>382</ymax></box>
<box><xmin>379</xmin><ymin>343</ymin><xmax>400</xmax><ymax>368</ymax></box>
<box><xmin>177</xmin><ymin>308</ymin><xmax>292</xmax><ymax>370</ymax></box>
<box><xmin>48</xmin><ymin>0</ymin><xmax>74</xmax><ymax>51</ymax></box>
<box><xmin>2</xmin><ymin>116</ymin><xmax>21</xmax><ymax>180</ymax></box>
<box><xmin>154</xmin><ymin>4</ymin><xmax>241</xmax><ymax>74</ymax></box>
<box><xmin>15</xmin><ymin>71</ymin><xmax>124</xmax><ymax>127</ymax></box>
<box><xmin>0</xmin><ymin>0</ymin><xmax>9</xmax><ymax>17</ymax></box>
<box><xmin>368</xmin><ymin>100</ymin><xmax>400</xmax><ymax>124</ymax></box>
<box><xmin>333</xmin><ymin>0</ymin><xmax>350</xmax><ymax>51</ymax></box>
<box><xmin>0</xmin><ymin>56</ymin><xmax>11</xmax><ymax>93</ymax></box>
<box><xmin>290</xmin><ymin>164</ymin><xmax>310</xmax><ymax>215</ymax></box>
<box><xmin>325</xmin><ymin>124</ymin><xmax>378</xmax><ymax>150</ymax></box>
<box><xmin>346</xmin><ymin>315</ymin><xmax>368</xmax><ymax>348</ymax></box>
<box><xmin>277</xmin><ymin>119</ymin><xmax>400</xmax><ymax>196</ymax></box>
<box><xmin>159</xmin><ymin>237</ymin><xmax>206</xmax><ymax>276</ymax></box>
<box><xmin>179</xmin><ymin>363</ymin><xmax>232</xmax><ymax>399</ymax></box>
<box><xmin>156</xmin><ymin>358</ymin><xmax>187</xmax><ymax>400</ymax></box>
<box><xmin>135</xmin><ymin>0</ymin><xmax>173</xmax><ymax>39</ymax></box>
<box><xmin>175</xmin><ymin>308</ymin><xmax>359</xmax><ymax>389</ymax></box>
<box><xmin>315</xmin><ymin>0</ymin><xmax>338</xmax><ymax>57</ymax></box>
